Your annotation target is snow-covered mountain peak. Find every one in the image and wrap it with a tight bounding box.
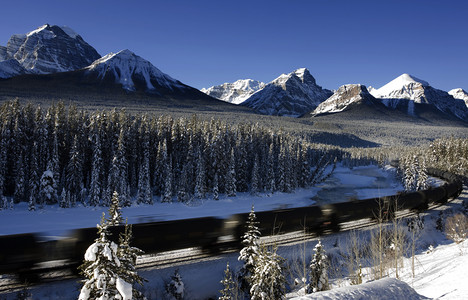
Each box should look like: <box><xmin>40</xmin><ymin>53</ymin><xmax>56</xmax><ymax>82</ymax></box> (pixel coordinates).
<box><xmin>449</xmin><ymin>88</ymin><xmax>468</xmax><ymax>108</ymax></box>
<box><xmin>0</xmin><ymin>24</ymin><xmax>100</xmax><ymax>77</ymax></box>
<box><xmin>312</xmin><ymin>84</ymin><xmax>379</xmax><ymax>115</ymax></box>
<box><xmin>241</xmin><ymin>68</ymin><xmax>332</xmax><ymax>116</ymax></box>
<box><xmin>201</xmin><ymin>79</ymin><xmax>266</xmax><ymax>104</ymax></box>
<box><xmin>370</xmin><ymin>73</ymin><xmax>430</xmax><ymax>101</ymax></box>
<box><xmin>86</xmin><ymin>49</ymin><xmax>182</xmax><ymax>92</ymax></box>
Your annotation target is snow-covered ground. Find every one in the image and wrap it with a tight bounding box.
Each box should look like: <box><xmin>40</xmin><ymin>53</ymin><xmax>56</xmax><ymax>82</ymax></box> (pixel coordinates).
<box><xmin>1</xmin><ymin>165</ymin><xmax>465</xmax><ymax>299</ymax></box>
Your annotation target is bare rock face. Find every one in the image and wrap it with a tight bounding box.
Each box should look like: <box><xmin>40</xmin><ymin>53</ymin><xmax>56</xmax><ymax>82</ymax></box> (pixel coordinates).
<box><xmin>312</xmin><ymin>84</ymin><xmax>378</xmax><ymax>115</ymax></box>
<box><xmin>241</xmin><ymin>68</ymin><xmax>332</xmax><ymax>117</ymax></box>
<box><xmin>0</xmin><ymin>24</ymin><xmax>100</xmax><ymax>77</ymax></box>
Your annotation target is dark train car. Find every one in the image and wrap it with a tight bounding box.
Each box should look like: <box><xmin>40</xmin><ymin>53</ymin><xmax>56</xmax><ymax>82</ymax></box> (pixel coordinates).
<box><xmin>420</xmin><ymin>186</ymin><xmax>447</xmax><ymax>206</ymax></box>
<box><xmin>397</xmin><ymin>191</ymin><xmax>427</xmax><ymax>211</ymax></box>
<box><xmin>0</xmin><ymin>233</ymin><xmax>42</xmax><ymax>280</ymax></box>
<box><xmin>255</xmin><ymin>206</ymin><xmax>323</xmax><ymax>236</ymax></box>
<box><xmin>66</xmin><ymin>216</ymin><xmax>224</xmax><ymax>265</ymax></box>
<box><xmin>320</xmin><ymin>198</ymin><xmax>382</xmax><ymax>231</ymax></box>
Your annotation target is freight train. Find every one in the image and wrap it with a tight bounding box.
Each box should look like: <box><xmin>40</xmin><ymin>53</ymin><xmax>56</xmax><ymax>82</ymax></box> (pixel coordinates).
<box><xmin>0</xmin><ymin>168</ymin><xmax>463</xmax><ymax>282</ymax></box>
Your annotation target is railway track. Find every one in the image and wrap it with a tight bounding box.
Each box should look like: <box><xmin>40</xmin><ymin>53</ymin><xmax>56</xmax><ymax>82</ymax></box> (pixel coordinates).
<box><xmin>1</xmin><ymin>186</ymin><xmax>465</xmax><ymax>295</ymax></box>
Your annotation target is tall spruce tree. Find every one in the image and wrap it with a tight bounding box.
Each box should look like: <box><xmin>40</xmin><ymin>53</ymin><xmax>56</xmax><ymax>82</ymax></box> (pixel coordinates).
<box><xmin>219</xmin><ymin>262</ymin><xmax>235</xmax><ymax>300</ymax></box>
<box><xmin>250</xmin><ymin>245</ymin><xmax>286</xmax><ymax>300</ymax></box>
<box><xmin>238</xmin><ymin>205</ymin><xmax>261</xmax><ymax>295</ymax></box>
<box><xmin>225</xmin><ymin>149</ymin><xmax>236</xmax><ymax>197</ymax></box>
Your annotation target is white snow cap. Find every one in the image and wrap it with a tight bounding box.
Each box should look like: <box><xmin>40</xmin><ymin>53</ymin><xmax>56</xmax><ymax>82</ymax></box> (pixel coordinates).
<box><xmin>374</xmin><ymin>73</ymin><xmax>429</xmax><ymax>95</ymax></box>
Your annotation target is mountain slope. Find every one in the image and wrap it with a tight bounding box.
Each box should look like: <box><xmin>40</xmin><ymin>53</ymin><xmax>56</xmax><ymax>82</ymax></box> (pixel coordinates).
<box><xmin>241</xmin><ymin>68</ymin><xmax>332</xmax><ymax>117</ymax></box>
<box><xmin>0</xmin><ymin>24</ymin><xmax>100</xmax><ymax>77</ymax></box>
<box><xmin>370</xmin><ymin>74</ymin><xmax>468</xmax><ymax>121</ymax></box>
<box><xmin>85</xmin><ymin>49</ymin><xmax>185</xmax><ymax>93</ymax></box>
<box><xmin>201</xmin><ymin>79</ymin><xmax>265</xmax><ymax>104</ymax></box>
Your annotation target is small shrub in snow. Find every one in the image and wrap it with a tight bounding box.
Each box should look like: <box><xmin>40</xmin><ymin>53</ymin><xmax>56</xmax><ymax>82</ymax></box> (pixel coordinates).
<box><xmin>219</xmin><ymin>262</ymin><xmax>236</xmax><ymax>300</ymax></box>
<box><xmin>445</xmin><ymin>213</ymin><xmax>468</xmax><ymax>244</ymax></box>
<box><xmin>165</xmin><ymin>269</ymin><xmax>185</xmax><ymax>300</ymax></box>
<box><xmin>307</xmin><ymin>240</ymin><xmax>329</xmax><ymax>293</ymax></box>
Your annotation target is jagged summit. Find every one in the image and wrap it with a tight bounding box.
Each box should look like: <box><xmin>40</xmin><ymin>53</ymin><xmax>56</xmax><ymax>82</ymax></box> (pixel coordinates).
<box><xmin>0</xmin><ymin>24</ymin><xmax>100</xmax><ymax>77</ymax></box>
<box><xmin>311</xmin><ymin>84</ymin><xmax>380</xmax><ymax>115</ymax></box>
<box><xmin>241</xmin><ymin>68</ymin><xmax>332</xmax><ymax>116</ymax></box>
<box><xmin>201</xmin><ymin>79</ymin><xmax>266</xmax><ymax>104</ymax></box>
<box><xmin>86</xmin><ymin>49</ymin><xmax>184</xmax><ymax>92</ymax></box>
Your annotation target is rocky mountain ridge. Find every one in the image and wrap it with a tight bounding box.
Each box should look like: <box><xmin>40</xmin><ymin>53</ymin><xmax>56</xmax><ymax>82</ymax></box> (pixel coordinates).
<box><xmin>240</xmin><ymin>68</ymin><xmax>332</xmax><ymax>116</ymax></box>
<box><xmin>201</xmin><ymin>79</ymin><xmax>265</xmax><ymax>104</ymax></box>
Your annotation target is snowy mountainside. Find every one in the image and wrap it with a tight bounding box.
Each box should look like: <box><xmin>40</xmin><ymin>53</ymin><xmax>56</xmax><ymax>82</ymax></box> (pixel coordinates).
<box><xmin>201</xmin><ymin>79</ymin><xmax>266</xmax><ymax>104</ymax></box>
<box><xmin>370</xmin><ymin>73</ymin><xmax>468</xmax><ymax>121</ymax></box>
<box><xmin>0</xmin><ymin>24</ymin><xmax>100</xmax><ymax>77</ymax></box>
<box><xmin>85</xmin><ymin>49</ymin><xmax>185</xmax><ymax>92</ymax></box>
<box><xmin>241</xmin><ymin>68</ymin><xmax>332</xmax><ymax>116</ymax></box>
<box><xmin>311</xmin><ymin>84</ymin><xmax>381</xmax><ymax>115</ymax></box>
<box><xmin>449</xmin><ymin>88</ymin><xmax>468</xmax><ymax>108</ymax></box>
<box><xmin>0</xmin><ymin>59</ymin><xmax>26</xmax><ymax>78</ymax></box>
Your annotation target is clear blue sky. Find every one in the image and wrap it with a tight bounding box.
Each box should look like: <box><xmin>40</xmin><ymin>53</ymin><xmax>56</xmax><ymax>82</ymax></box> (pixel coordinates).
<box><xmin>1</xmin><ymin>0</ymin><xmax>467</xmax><ymax>91</ymax></box>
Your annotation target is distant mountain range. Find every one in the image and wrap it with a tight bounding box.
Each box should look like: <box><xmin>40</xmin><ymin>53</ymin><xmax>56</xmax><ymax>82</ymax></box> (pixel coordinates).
<box><xmin>203</xmin><ymin>72</ymin><xmax>468</xmax><ymax>122</ymax></box>
<box><xmin>0</xmin><ymin>25</ymin><xmax>467</xmax><ymax>123</ymax></box>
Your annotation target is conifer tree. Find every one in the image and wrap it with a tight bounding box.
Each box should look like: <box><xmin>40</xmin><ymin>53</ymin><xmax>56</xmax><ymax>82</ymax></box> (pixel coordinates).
<box><xmin>213</xmin><ymin>173</ymin><xmax>219</xmax><ymax>201</ymax></box>
<box><xmin>162</xmin><ymin>156</ymin><xmax>173</xmax><ymax>203</ymax></box>
<box><xmin>29</xmin><ymin>142</ymin><xmax>40</xmax><ymax>209</ymax></box>
<box><xmin>265</xmin><ymin>143</ymin><xmax>276</xmax><ymax>192</ymax></box>
<box><xmin>251</xmin><ymin>155</ymin><xmax>260</xmax><ymax>196</ymax></box>
<box><xmin>14</xmin><ymin>152</ymin><xmax>26</xmax><ymax>204</ymax></box>
<box><xmin>66</xmin><ymin>135</ymin><xmax>83</xmax><ymax>206</ymax></box>
<box><xmin>307</xmin><ymin>240</ymin><xmax>329</xmax><ymax>293</ymax></box>
<box><xmin>166</xmin><ymin>269</ymin><xmax>185</xmax><ymax>300</ymax></box>
<box><xmin>117</xmin><ymin>220</ymin><xmax>146</xmax><ymax>299</ymax></box>
<box><xmin>250</xmin><ymin>245</ymin><xmax>286</xmax><ymax>300</ymax></box>
<box><xmin>40</xmin><ymin>165</ymin><xmax>57</xmax><ymax>206</ymax></box>
<box><xmin>238</xmin><ymin>205</ymin><xmax>261</xmax><ymax>294</ymax></box>
<box><xmin>219</xmin><ymin>262</ymin><xmax>235</xmax><ymax>300</ymax></box>
<box><xmin>108</xmin><ymin>191</ymin><xmax>123</xmax><ymax>226</ymax></box>
<box><xmin>194</xmin><ymin>152</ymin><xmax>206</xmax><ymax>199</ymax></box>
<box><xmin>89</xmin><ymin>124</ymin><xmax>103</xmax><ymax>206</ymax></box>
<box><xmin>225</xmin><ymin>149</ymin><xmax>237</xmax><ymax>197</ymax></box>
<box><xmin>78</xmin><ymin>213</ymin><xmax>122</xmax><ymax>300</ymax></box>
<box><xmin>137</xmin><ymin>146</ymin><xmax>152</xmax><ymax>204</ymax></box>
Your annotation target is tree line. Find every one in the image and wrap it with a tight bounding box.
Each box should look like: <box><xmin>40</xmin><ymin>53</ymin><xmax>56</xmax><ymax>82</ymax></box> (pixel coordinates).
<box><xmin>0</xmin><ymin>100</ymin><xmax>339</xmax><ymax>209</ymax></box>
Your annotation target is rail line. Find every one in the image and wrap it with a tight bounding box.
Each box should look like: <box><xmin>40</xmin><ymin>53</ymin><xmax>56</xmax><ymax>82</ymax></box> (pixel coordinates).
<box><xmin>1</xmin><ymin>184</ymin><xmax>465</xmax><ymax>294</ymax></box>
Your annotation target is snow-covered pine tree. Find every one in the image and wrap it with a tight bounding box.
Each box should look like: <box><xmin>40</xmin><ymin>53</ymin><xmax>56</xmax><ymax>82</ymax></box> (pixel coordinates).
<box><xmin>162</xmin><ymin>155</ymin><xmax>173</xmax><ymax>203</ymax></box>
<box><xmin>117</xmin><ymin>220</ymin><xmax>146</xmax><ymax>299</ymax></box>
<box><xmin>66</xmin><ymin>135</ymin><xmax>83</xmax><ymax>207</ymax></box>
<box><xmin>89</xmin><ymin>121</ymin><xmax>103</xmax><ymax>206</ymax></box>
<box><xmin>238</xmin><ymin>205</ymin><xmax>261</xmax><ymax>294</ymax></box>
<box><xmin>416</xmin><ymin>157</ymin><xmax>428</xmax><ymax>191</ymax></box>
<box><xmin>307</xmin><ymin>240</ymin><xmax>329</xmax><ymax>293</ymax></box>
<box><xmin>225</xmin><ymin>149</ymin><xmax>236</xmax><ymax>197</ymax></box>
<box><xmin>194</xmin><ymin>152</ymin><xmax>206</xmax><ymax>200</ymax></box>
<box><xmin>213</xmin><ymin>173</ymin><xmax>219</xmax><ymax>201</ymax></box>
<box><xmin>40</xmin><ymin>163</ymin><xmax>57</xmax><ymax>206</ymax></box>
<box><xmin>116</xmin><ymin>128</ymin><xmax>130</xmax><ymax>207</ymax></box>
<box><xmin>108</xmin><ymin>191</ymin><xmax>123</xmax><ymax>226</ymax></box>
<box><xmin>250</xmin><ymin>245</ymin><xmax>286</xmax><ymax>300</ymax></box>
<box><xmin>265</xmin><ymin>143</ymin><xmax>276</xmax><ymax>192</ymax></box>
<box><xmin>177</xmin><ymin>165</ymin><xmax>190</xmax><ymax>203</ymax></box>
<box><xmin>251</xmin><ymin>155</ymin><xmax>260</xmax><ymax>196</ymax></box>
<box><xmin>166</xmin><ymin>269</ymin><xmax>185</xmax><ymax>300</ymax></box>
<box><xmin>14</xmin><ymin>152</ymin><xmax>26</xmax><ymax>204</ymax></box>
<box><xmin>219</xmin><ymin>262</ymin><xmax>235</xmax><ymax>300</ymax></box>
<box><xmin>137</xmin><ymin>142</ymin><xmax>152</xmax><ymax>204</ymax></box>
<box><xmin>28</xmin><ymin>142</ymin><xmax>40</xmax><ymax>209</ymax></box>
<box><xmin>78</xmin><ymin>213</ymin><xmax>123</xmax><ymax>300</ymax></box>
